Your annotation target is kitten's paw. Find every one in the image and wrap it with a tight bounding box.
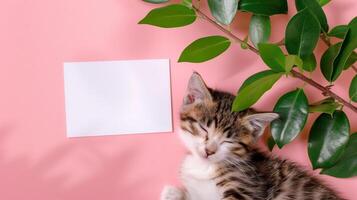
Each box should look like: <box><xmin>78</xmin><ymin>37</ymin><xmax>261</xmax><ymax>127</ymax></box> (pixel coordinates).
<box><xmin>160</xmin><ymin>185</ymin><xmax>185</xmax><ymax>200</ymax></box>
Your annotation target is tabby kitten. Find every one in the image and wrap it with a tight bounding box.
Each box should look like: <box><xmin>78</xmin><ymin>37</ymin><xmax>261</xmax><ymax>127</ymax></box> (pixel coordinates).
<box><xmin>161</xmin><ymin>72</ymin><xmax>345</xmax><ymax>200</ymax></box>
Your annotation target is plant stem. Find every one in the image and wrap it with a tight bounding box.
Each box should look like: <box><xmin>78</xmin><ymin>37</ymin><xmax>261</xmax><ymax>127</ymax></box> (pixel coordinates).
<box><xmin>192</xmin><ymin>5</ymin><xmax>357</xmax><ymax>113</ymax></box>
<box><xmin>192</xmin><ymin>6</ymin><xmax>259</xmax><ymax>54</ymax></box>
<box><xmin>274</xmin><ymin>38</ymin><xmax>285</xmax><ymax>46</ymax></box>
<box><xmin>290</xmin><ymin>70</ymin><xmax>357</xmax><ymax>112</ymax></box>
<box><xmin>320</xmin><ymin>33</ymin><xmax>357</xmax><ymax>73</ymax></box>
<box><xmin>320</xmin><ymin>33</ymin><xmax>333</xmax><ymax>46</ymax></box>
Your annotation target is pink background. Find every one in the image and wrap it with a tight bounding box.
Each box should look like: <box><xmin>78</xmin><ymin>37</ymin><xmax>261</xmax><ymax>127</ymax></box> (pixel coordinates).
<box><xmin>0</xmin><ymin>0</ymin><xmax>356</xmax><ymax>199</ymax></box>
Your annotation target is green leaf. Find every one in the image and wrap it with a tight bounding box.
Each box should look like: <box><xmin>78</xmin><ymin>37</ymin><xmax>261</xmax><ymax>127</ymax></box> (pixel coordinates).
<box><xmin>143</xmin><ymin>0</ymin><xmax>168</xmax><ymax>4</ymax></box>
<box><xmin>321</xmin><ymin>133</ymin><xmax>357</xmax><ymax>178</ymax></box>
<box><xmin>295</xmin><ymin>0</ymin><xmax>329</xmax><ymax>32</ymax></box>
<box><xmin>344</xmin><ymin>52</ymin><xmax>357</xmax><ymax>70</ymax></box>
<box><xmin>328</xmin><ymin>25</ymin><xmax>348</xmax><ymax>39</ymax></box>
<box><xmin>321</xmin><ymin>42</ymin><xmax>357</xmax><ymax>82</ymax></box>
<box><xmin>285</xmin><ymin>9</ymin><xmax>320</xmax><ymax>58</ymax></box>
<box><xmin>181</xmin><ymin>0</ymin><xmax>192</xmax><ymax>8</ymax></box>
<box><xmin>249</xmin><ymin>15</ymin><xmax>271</xmax><ymax>48</ymax></box>
<box><xmin>139</xmin><ymin>4</ymin><xmax>196</xmax><ymax>28</ymax></box>
<box><xmin>267</xmin><ymin>136</ymin><xmax>276</xmax><ymax>151</ymax></box>
<box><xmin>238</xmin><ymin>0</ymin><xmax>288</xmax><ymax>16</ymax></box>
<box><xmin>208</xmin><ymin>0</ymin><xmax>238</xmax><ymax>25</ymax></box>
<box><xmin>321</xmin><ymin>43</ymin><xmax>341</xmax><ymax>82</ymax></box>
<box><xmin>232</xmin><ymin>70</ymin><xmax>283</xmax><ymax>112</ymax></box>
<box><xmin>258</xmin><ymin>43</ymin><xmax>285</xmax><ymax>72</ymax></box>
<box><xmin>350</xmin><ymin>75</ymin><xmax>357</xmax><ymax>102</ymax></box>
<box><xmin>285</xmin><ymin>55</ymin><xmax>303</xmax><ymax>73</ymax></box>
<box><xmin>332</xmin><ymin>18</ymin><xmax>357</xmax><ymax>81</ymax></box>
<box><xmin>178</xmin><ymin>36</ymin><xmax>231</xmax><ymax>63</ymax></box>
<box><xmin>271</xmin><ymin>89</ymin><xmax>309</xmax><ymax>148</ymax></box>
<box><xmin>308</xmin><ymin>111</ymin><xmax>350</xmax><ymax>169</ymax></box>
<box><xmin>318</xmin><ymin>0</ymin><xmax>331</xmax><ymax>7</ymax></box>
<box><xmin>238</xmin><ymin>70</ymin><xmax>276</xmax><ymax>92</ymax></box>
<box><xmin>309</xmin><ymin>98</ymin><xmax>341</xmax><ymax>116</ymax></box>
<box><xmin>301</xmin><ymin>54</ymin><xmax>317</xmax><ymax>72</ymax></box>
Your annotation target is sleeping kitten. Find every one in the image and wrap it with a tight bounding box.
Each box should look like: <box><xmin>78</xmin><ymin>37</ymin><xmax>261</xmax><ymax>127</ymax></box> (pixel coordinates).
<box><xmin>161</xmin><ymin>72</ymin><xmax>345</xmax><ymax>200</ymax></box>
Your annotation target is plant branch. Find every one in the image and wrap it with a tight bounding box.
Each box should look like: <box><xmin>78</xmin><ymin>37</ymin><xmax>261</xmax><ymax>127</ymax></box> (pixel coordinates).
<box><xmin>290</xmin><ymin>70</ymin><xmax>357</xmax><ymax>113</ymax></box>
<box><xmin>320</xmin><ymin>33</ymin><xmax>357</xmax><ymax>73</ymax></box>
<box><xmin>320</xmin><ymin>33</ymin><xmax>333</xmax><ymax>47</ymax></box>
<box><xmin>274</xmin><ymin>38</ymin><xmax>285</xmax><ymax>46</ymax></box>
<box><xmin>192</xmin><ymin>5</ymin><xmax>357</xmax><ymax>113</ymax></box>
<box><xmin>193</xmin><ymin>6</ymin><xmax>259</xmax><ymax>54</ymax></box>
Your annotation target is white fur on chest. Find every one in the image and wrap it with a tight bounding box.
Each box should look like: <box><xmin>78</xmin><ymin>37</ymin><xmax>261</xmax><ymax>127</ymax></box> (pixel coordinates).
<box><xmin>180</xmin><ymin>155</ymin><xmax>221</xmax><ymax>200</ymax></box>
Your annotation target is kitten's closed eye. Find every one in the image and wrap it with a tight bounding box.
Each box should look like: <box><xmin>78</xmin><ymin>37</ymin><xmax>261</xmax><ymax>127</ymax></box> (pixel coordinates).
<box><xmin>199</xmin><ymin>124</ymin><xmax>208</xmax><ymax>133</ymax></box>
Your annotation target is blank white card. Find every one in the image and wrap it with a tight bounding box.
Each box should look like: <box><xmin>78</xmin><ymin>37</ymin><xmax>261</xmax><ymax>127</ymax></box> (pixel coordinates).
<box><xmin>63</xmin><ymin>59</ymin><xmax>172</xmax><ymax>137</ymax></box>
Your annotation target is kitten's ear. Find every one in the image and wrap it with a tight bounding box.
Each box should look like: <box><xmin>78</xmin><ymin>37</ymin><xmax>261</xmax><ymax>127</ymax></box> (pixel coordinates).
<box><xmin>242</xmin><ymin>113</ymin><xmax>279</xmax><ymax>139</ymax></box>
<box><xmin>183</xmin><ymin>72</ymin><xmax>212</xmax><ymax>106</ymax></box>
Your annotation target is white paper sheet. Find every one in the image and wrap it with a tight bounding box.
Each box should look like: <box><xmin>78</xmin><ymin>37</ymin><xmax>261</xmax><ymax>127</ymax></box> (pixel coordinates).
<box><xmin>63</xmin><ymin>59</ymin><xmax>172</xmax><ymax>137</ymax></box>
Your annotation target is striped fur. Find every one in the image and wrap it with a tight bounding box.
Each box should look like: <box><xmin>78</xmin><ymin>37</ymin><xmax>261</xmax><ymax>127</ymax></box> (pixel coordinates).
<box><xmin>161</xmin><ymin>73</ymin><xmax>345</xmax><ymax>200</ymax></box>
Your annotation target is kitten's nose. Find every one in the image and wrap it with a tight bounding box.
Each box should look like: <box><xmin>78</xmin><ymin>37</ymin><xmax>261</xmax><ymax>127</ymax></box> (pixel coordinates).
<box><xmin>205</xmin><ymin>147</ymin><xmax>216</xmax><ymax>157</ymax></box>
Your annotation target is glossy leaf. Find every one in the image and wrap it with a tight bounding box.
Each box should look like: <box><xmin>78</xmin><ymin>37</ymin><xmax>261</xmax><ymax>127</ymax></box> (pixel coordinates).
<box><xmin>271</xmin><ymin>89</ymin><xmax>309</xmax><ymax>148</ymax></box>
<box><xmin>321</xmin><ymin>133</ymin><xmax>357</xmax><ymax>178</ymax></box>
<box><xmin>309</xmin><ymin>98</ymin><xmax>341</xmax><ymax>116</ymax></box>
<box><xmin>308</xmin><ymin>111</ymin><xmax>350</xmax><ymax>169</ymax></box>
<box><xmin>321</xmin><ymin>43</ymin><xmax>341</xmax><ymax>82</ymax></box>
<box><xmin>232</xmin><ymin>70</ymin><xmax>283</xmax><ymax>112</ymax></box>
<box><xmin>143</xmin><ymin>0</ymin><xmax>168</xmax><ymax>3</ymax></box>
<box><xmin>318</xmin><ymin>0</ymin><xmax>331</xmax><ymax>7</ymax></box>
<box><xmin>238</xmin><ymin>0</ymin><xmax>288</xmax><ymax>16</ymax></box>
<box><xmin>258</xmin><ymin>43</ymin><xmax>285</xmax><ymax>72</ymax></box>
<box><xmin>138</xmin><ymin>4</ymin><xmax>196</xmax><ymax>28</ymax></box>
<box><xmin>350</xmin><ymin>75</ymin><xmax>357</xmax><ymax>102</ymax></box>
<box><xmin>321</xmin><ymin>42</ymin><xmax>357</xmax><ymax>82</ymax></box>
<box><xmin>178</xmin><ymin>36</ymin><xmax>231</xmax><ymax>63</ymax></box>
<box><xmin>181</xmin><ymin>0</ymin><xmax>192</xmax><ymax>8</ymax></box>
<box><xmin>267</xmin><ymin>136</ymin><xmax>276</xmax><ymax>151</ymax></box>
<box><xmin>328</xmin><ymin>25</ymin><xmax>348</xmax><ymax>39</ymax></box>
<box><xmin>285</xmin><ymin>55</ymin><xmax>303</xmax><ymax>73</ymax></box>
<box><xmin>295</xmin><ymin>0</ymin><xmax>329</xmax><ymax>32</ymax></box>
<box><xmin>332</xmin><ymin>18</ymin><xmax>357</xmax><ymax>81</ymax></box>
<box><xmin>237</xmin><ymin>70</ymin><xmax>276</xmax><ymax>92</ymax></box>
<box><xmin>249</xmin><ymin>15</ymin><xmax>271</xmax><ymax>48</ymax></box>
<box><xmin>301</xmin><ymin>54</ymin><xmax>317</xmax><ymax>72</ymax></box>
<box><xmin>208</xmin><ymin>0</ymin><xmax>238</xmax><ymax>25</ymax></box>
<box><xmin>285</xmin><ymin>9</ymin><xmax>320</xmax><ymax>58</ymax></box>
<box><xmin>345</xmin><ymin>52</ymin><xmax>357</xmax><ymax>70</ymax></box>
